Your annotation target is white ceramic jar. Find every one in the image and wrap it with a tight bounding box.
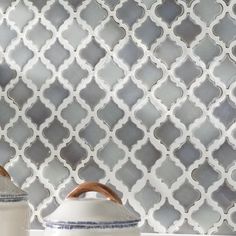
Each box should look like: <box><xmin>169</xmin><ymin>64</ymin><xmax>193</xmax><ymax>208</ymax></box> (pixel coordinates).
<box><xmin>0</xmin><ymin>165</ymin><xmax>30</xmax><ymax>236</ymax></box>
<box><xmin>44</xmin><ymin>182</ymin><xmax>140</xmax><ymax>236</ymax></box>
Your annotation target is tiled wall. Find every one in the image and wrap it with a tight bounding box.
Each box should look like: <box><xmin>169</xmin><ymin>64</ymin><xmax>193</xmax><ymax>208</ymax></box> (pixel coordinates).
<box><xmin>0</xmin><ymin>0</ymin><xmax>236</xmax><ymax>234</ymax></box>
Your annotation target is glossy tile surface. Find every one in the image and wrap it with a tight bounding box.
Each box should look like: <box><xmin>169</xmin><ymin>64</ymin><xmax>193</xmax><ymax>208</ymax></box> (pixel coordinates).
<box><xmin>0</xmin><ymin>0</ymin><xmax>236</xmax><ymax>234</ymax></box>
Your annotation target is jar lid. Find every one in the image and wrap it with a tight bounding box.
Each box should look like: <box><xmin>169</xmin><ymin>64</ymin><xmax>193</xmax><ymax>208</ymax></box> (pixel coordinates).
<box><xmin>45</xmin><ymin>182</ymin><xmax>140</xmax><ymax>230</ymax></box>
<box><xmin>0</xmin><ymin>166</ymin><xmax>27</xmax><ymax>202</ymax></box>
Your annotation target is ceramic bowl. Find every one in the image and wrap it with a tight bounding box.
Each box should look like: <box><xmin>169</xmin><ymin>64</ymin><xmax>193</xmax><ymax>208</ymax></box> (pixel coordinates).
<box><xmin>44</xmin><ymin>182</ymin><xmax>140</xmax><ymax>236</ymax></box>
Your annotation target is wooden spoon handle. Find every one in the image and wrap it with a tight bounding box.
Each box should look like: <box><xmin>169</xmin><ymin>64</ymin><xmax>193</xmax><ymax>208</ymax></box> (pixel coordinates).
<box><xmin>67</xmin><ymin>182</ymin><xmax>122</xmax><ymax>204</ymax></box>
<box><xmin>0</xmin><ymin>166</ymin><xmax>10</xmax><ymax>178</ymax></box>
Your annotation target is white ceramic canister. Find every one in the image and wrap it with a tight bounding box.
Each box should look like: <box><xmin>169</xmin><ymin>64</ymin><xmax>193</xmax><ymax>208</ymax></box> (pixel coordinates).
<box><xmin>44</xmin><ymin>182</ymin><xmax>140</xmax><ymax>236</ymax></box>
<box><xmin>0</xmin><ymin>165</ymin><xmax>30</xmax><ymax>236</ymax></box>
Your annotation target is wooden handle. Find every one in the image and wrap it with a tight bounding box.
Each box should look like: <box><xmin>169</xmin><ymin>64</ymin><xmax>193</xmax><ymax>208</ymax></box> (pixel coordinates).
<box><xmin>0</xmin><ymin>166</ymin><xmax>10</xmax><ymax>178</ymax></box>
<box><xmin>67</xmin><ymin>182</ymin><xmax>122</xmax><ymax>204</ymax></box>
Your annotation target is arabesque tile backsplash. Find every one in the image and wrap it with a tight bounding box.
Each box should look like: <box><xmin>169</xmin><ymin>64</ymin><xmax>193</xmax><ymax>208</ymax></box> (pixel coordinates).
<box><xmin>0</xmin><ymin>0</ymin><xmax>236</xmax><ymax>234</ymax></box>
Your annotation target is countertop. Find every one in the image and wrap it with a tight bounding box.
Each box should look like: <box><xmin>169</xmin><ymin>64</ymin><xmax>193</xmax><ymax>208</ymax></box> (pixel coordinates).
<box><xmin>29</xmin><ymin>232</ymin><xmax>229</xmax><ymax>236</ymax></box>
<box><xmin>30</xmin><ymin>231</ymin><xmax>158</xmax><ymax>236</ymax></box>
<box><xmin>30</xmin><ymin>231</ymin><xmax>185</xmax><ymax>236</ymax></box>
<box><xmin>30</xmin><ymin>231</ymin><xmax>160</xmax><ymax>236</ymax></box>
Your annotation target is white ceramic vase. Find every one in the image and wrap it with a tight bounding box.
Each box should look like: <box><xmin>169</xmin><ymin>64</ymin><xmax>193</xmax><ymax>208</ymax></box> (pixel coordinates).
<box><xmin>0</xmin><ymin>166</ymin><xmax>30</xmax><ymax>236</ymax></box>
